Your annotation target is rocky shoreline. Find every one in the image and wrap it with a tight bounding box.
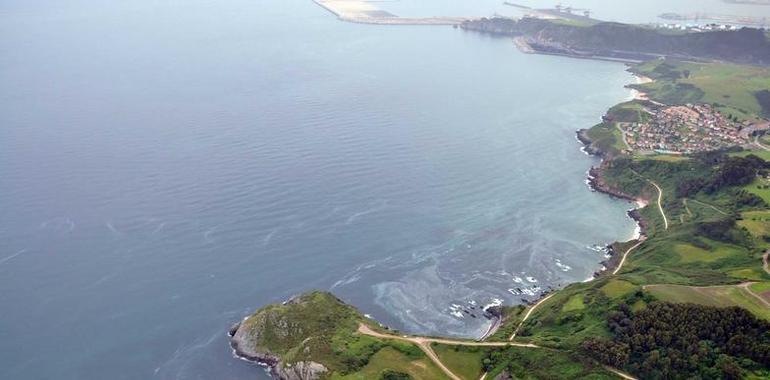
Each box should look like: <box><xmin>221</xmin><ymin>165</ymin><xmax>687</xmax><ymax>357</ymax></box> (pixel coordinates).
<box><xmin>576</xmin><ymin>128</ymin><xmax>605</xmax><ymax>157</ymax></box>
<box><xmin>229</xmin><ymin>319</ymin><xmax>328</xmax><ymax>380</ymax></box>
<box><xmin>228</xmin><ymin>321</ymin><xmax>282</xmax><ymax>377</ymax></box>
<box><xmin>577</xmin><ymin>129</ymin><xmax>649</xmax><ymax>278</ymax></box>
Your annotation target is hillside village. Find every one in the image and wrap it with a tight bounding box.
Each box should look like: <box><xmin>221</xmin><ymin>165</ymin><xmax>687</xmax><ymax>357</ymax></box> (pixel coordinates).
<box><xmin>617</xmin><ymin>103</ymin><xmax>762</xmax><ymax>154</ymax></box>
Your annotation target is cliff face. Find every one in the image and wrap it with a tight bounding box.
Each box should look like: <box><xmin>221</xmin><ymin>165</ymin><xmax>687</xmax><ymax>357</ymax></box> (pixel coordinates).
<box><xmin>462</xmin><ymin>18</ymin><xmax>770</xmax><ymax>65</ymax></box>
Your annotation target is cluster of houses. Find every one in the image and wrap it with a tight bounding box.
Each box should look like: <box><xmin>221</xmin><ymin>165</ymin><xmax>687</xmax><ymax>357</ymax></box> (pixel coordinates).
<box><xmin>621</xmin><ymin>104</ymin><xmax>748</xmax><ymax>154</ymax></box>
<box><xmin>651</xmin><ymin>23</ymin><xmax>747</xmax><ymax>32</ymax></box>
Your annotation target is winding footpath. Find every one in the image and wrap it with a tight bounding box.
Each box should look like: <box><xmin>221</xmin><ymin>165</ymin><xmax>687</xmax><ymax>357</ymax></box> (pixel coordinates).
<box><xmin>612</xmin><ymin>239</ymin><xmax>646</xmax><ymax>275</ymax></box>
<box><xmin>508</xmin><ymin>293</ymin><xmax>556</xmax><ymax>341</ymax></box>
<box><xmin>739</xmin><ymin>282</ymin><xmax>770</xmax><ymax>309</ymax></box>
<box><xmin>357</xmin><ymin>324</ymin><xmax>535</xmax><ymax>380</ymax></box>
<box><xmin>649</xmin><ymin>180</ymin><xmax>668</xmax><ymax>230</ymax></box>
<box><xmin>358</xmin><ymin>323</ymin><xmax>639</xmax><ymax>380</ymax></box>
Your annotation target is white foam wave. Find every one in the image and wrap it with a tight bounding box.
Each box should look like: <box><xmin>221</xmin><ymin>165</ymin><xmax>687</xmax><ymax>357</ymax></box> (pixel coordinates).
<box><xmin>0</xmin><ymin>249</ymin><xmax>28</xmax><ymax>266</ymax></box>
<box><xmin>483</xmin><ymin>298</ymin><xmax>503</xmax><ymax>312</ymax></box>
<box><xmin>263</xmin><ymin>228</ymin><xmax>278</xmax><ymax>245</ymax></box>
<box><xmin>105</xmin><ymin>221</ymin><xmax>120</xmax><ymax>235</ymax></box>
<box><xmin>345</xmin><ymin>201</ymin><xmax>388</xmax><ymax>225</ymax></box>
<box><xmin>330</xmin><ymin>274</ymin><xmax>361</xmax><ymax>289</ymax></box>
<box><xmin>554</xmin><ymin>259</ymin><xmax>572</xmax><ymax>272</ymax></box>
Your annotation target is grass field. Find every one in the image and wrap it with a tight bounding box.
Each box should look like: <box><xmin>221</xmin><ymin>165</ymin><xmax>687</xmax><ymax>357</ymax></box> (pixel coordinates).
<box><xmin>515</xmin><ymin>278</ymin><xmax>623</xmax><ymax>349</ymax></box>
<box><xmin>733</xmin><ymin>149</ymin><xmax>770</xmax><ymax>161</ymax></box>
<box><xmin>600</xmin><ymin>279</ymin><xmax>638</xmax><ymax>299</ymax></box>
<box><xmin>621</xmin><ymin>234</ymin><xmax>759</xmax><ymax>286</ymax></box>
<box><xmin>484</xmin><ymin>347</ymin><xmax>617</xmax><ymax>380</ymax></box>
<box><xmin>728</xmin><ymin>268</ymin><xmax>768</xmax><ymax>281</ymax></box>
<box><xmin>750</xmin><ymin>282</ymin><xmax>770</xmax><ymax>293</ymax></box>
<box><xmin>585</xmin><ymin>122</ymin><xmax>625</xmax><ymax>156</ymax></box>
<box><xmin>645</xmin><ymin>284</ymin><xmax>770</xmax><ymax>321</ymax></box>
<box><xmin>333</xmin><ymin>347</ymin><xmax>448</xmax><ymax>380</ymax></box>
<box><xmin>561</xmin><ymin>295</ymin><xmax>585</xmax><ymax>312</ymax></box>
<box><xmin>739</xmin><ymin>210</ymin><xmax>770</xmax><ymax>237</ymax></box>
<box><xmin>674</xmin><ymin>243</ymin><xmax>741</xmax><ymax>263</ymax></box>
<box><xmin>431</xmin><ymin>345</ymin><xmax>485</xmax><ymax>380</ymax></box>
<box><xmin>632</xmin><ymin>60</ymin><xmax>770</xmax><ymax>120</ymax></box>
<box><xmin>633</xmin><ymin>154</ymin><xmax>689</xmax><ymax>162</ymax></box>
<box><xmin>743</xmin><ymin>177</ymin><xmax>770</xmax><ymax>204</ymax></box>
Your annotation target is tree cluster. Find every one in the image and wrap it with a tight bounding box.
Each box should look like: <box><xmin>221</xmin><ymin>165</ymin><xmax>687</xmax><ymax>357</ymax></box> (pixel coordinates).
<box><xmin>677</xmin><ymin>154</ymin><xmax>767</xmax><ymax>198</ymax></box>
<box><xmin>582</xmin><ymin>302</ymin><xmax>770</xmax><ymax>379</ymax></box>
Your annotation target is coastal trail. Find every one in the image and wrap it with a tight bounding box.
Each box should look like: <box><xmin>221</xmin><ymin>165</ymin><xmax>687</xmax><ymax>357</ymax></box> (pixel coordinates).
<box><xmin>358</xmin><ymin>323</ymin><xmax>638</xmax><ymax>380</ymax></box>
<box><xmin>357</xmin><ymin>324</ymin><xmax>536</xmax><ymax>380</ymax></box>
<box><xmin>629</xmin><ymin>169</ymin><xmax>667</xmax><ymax>231</ymax></box>
<box><xmin>612</xmin><ymin>238</ymin><xmax>646</xmax><ymax>275</ymax></box>
<box><xmin>508</xmin><ymin>293</ymin><xmax>556</xmax><ymax>341</ymax></box>
<box><xmin>649</xmin><ymin>180</ymin><xmax>668</xmax><ymax>230</ymax></box>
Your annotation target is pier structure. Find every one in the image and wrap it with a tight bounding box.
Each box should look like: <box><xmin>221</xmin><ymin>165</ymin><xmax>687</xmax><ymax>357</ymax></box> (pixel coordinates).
<box><xmin>313</xmin><ymin>0</ymin><xmax>479</xmax><ymax>26</ymax></box>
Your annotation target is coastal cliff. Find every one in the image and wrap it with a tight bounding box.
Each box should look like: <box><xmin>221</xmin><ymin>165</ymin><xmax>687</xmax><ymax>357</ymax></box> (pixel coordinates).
<box><xmin>461</xmin><ymin>17</ymin><xmax>770</xmax><ymax>65</ymax></box>
<box><xmin>230</xmin><ymin>291</ymin><xmax>365</xmax><ymax>380</ymax></box>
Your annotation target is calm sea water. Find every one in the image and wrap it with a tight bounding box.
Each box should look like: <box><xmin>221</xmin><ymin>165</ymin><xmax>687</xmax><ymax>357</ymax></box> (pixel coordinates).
<box><xmin>1</xmin><ymin>1</ymin><xmax>766</xmax><ymax>379</ymax></box>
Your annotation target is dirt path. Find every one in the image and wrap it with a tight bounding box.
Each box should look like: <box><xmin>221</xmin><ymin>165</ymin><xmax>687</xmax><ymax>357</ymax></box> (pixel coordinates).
<box><xmin>358</xmin><ymin>324</ymin><xmax>536</xmax><ymax>380</ymax></box>
<box><xmin>649</xmin><ymin>180</ymin><xmax>668</xmax><ymax>230</ymax></box>
<box><xmin>359</xmin><ymin>323</ymin><xmax>637</xmax><ymax>380</ymax></box>
<box><xmin>616</xmin><ymin>123</ymin><xmax>632</xmax><ymax>151</ymax></box>
<box><xmin>754</xmin><ymin>136</ymin><xmax>770</xmax><ymax>151</ymax></box>
<box><xmin>644</xmin><ymin>282</ymin><xmax>770</xmax><ymax>309</ymax></box>
<box><xmin>687</xmin><ymin>198</ymin><xmax>728</xmax><ymax>216</ymax></box>
<box><xmin>508</xmin><ymin>293</ymin><xmax>556</xmax><ymax>341</ymax></box>
<box><xmin>628</xmin><ymin>170</ymin><xmax>667</xmax><ymax>231</ymax></box>
<box><xmin>739</xmin><ymin>282</ymin><xmax>770</xmax><ymax>308</ymax></box>
<box><xmin>763</xmin><ymin>252</ymin><xmax>769</xmax><ymax>275</ymax></box>
<box><xmin>612</xmin><ymin>238</ymin><xmax>646</xmax><ymax>275</ymax></box>
<box><xmin>606</xmin><ymin>366</ymin><xmax>639</xmax><ymax>380</ymax></box>
<box><xmin>682</xmin><ymin>199</ymin><xmax>693</xmax><ymax>218</ymax></box>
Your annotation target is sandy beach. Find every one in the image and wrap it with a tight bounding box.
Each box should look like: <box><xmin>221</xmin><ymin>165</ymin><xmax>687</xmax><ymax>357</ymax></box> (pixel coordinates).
<box><xmin>631</xmin><ymin>74</ymin><xmax>653</xmax><ymax>100</ymax></box>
